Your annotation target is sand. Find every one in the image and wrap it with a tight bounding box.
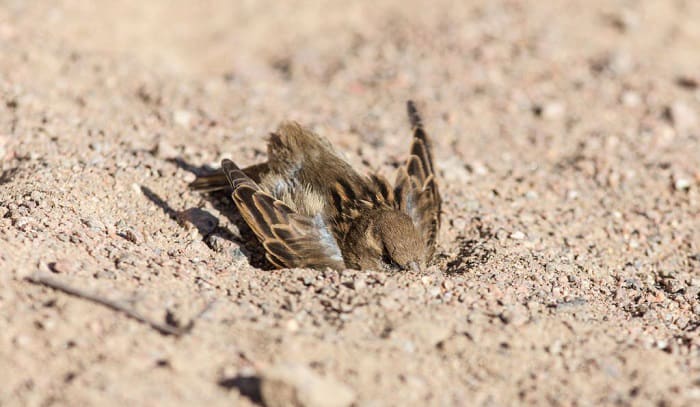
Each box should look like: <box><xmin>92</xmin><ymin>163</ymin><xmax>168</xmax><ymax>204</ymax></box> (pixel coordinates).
<box><xmin>1</xmin><ymin>1</ymin><xmax>699</xmax><ymax>405</ymax></box>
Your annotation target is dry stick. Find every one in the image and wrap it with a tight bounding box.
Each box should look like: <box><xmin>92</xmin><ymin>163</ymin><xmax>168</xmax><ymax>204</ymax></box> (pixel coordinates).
<box><xmin>26</xmin><ymin>272</ymin><xmax>211</xmax><ymax>337</ymax></box>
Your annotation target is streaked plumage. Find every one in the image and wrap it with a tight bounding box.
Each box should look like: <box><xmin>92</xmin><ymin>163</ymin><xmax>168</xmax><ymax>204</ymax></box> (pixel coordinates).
<box><xmin>190</xmin><ymin>101</ymin><xmax>441</xmax><ymax>271</ymax></box>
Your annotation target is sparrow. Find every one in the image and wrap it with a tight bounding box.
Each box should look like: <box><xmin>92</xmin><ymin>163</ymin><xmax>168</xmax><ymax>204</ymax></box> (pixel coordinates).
<box><xmin>190</xmin><ymin>101</ymin><xmax>440</xmax><ymax>272</ymax></box>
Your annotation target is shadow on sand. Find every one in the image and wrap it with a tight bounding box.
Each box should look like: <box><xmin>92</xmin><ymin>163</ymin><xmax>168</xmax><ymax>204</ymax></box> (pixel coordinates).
<box><xmin>141</xmin><ymin>164</ymin><xmax>273</xmax><ymax>270</ymax></box>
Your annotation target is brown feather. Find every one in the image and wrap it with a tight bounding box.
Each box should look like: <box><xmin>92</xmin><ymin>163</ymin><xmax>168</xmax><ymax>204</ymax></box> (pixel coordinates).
<box><xmin>221</xmin><ymin>159</ymin><xmax>345</xmax><ymax>270</ymax></box>
<box><xmin>393</xmin><ymin>101</ymin><xmax>442</xmax><ymax>259</ymax></box>
<box><xmin>193</xmin><ymin>101</ymin><xmax>441</xmax><ymax>271</ymax></box>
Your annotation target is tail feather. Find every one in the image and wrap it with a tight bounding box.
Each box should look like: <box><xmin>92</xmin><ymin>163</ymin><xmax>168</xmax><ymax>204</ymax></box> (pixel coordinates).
<box><xmin>189</xmin><ymin>162</ymin><xmax>269</xmax><ymax>192</ymax></box>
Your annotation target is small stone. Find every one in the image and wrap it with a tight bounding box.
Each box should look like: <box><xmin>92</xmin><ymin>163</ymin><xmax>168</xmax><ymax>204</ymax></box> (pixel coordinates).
<box><xmin>607</xmin><ymin>52</ymin><xmax>634</xmax><ymax>75</ymax></box>
<box><xmin>472</xmin><ymin>162</ymin><xmax>488</xmax><ymax>176</ymax></box>
<box><xmin>153</xmin><ymin>139</ymin><xmax>178</xmax><ymax>160</ymax></box>
<box><xmin>30</xmin><ymin>190</ymin><xmax>45</xmax><ymax>204</ymax></box>
<box><xmin>525</xmin><ymin>190</ymin><xmax>538</xmax><ymax>200</ymax></box>
<box><xmin>510</xmin><ymin>231</ymin><xmax>525</xmax><ymax>240</ymax></box>
<box><xmin>674</xmin><ymin>177</ymin><xmax>691</xmax><ymax>191</ymax></box>
<box><xmin>352</xmin><ymin>276</ymin><xmax>366</xmax><ymax>291</ymax></box>
<box><xmin>13</xmin><ymin>216</ymin><xmax>34</xmax><ymax>231</ymax></box>
<box><xmin>260</xmin><ymin>363</ymin><xmax>355</xmax><ymax>407</ymax></box>
<box><xmin>500</xmin><ymin>305</ymin><xmax>529</xmax><ymax>326</ymax></box>
<box><xmin>666</xmin><ymin>101</ymin><xmax>698</xmax><ymax>132</ymax></box>
<box><xmin>465</xmin><ymin>199</ymin><xmax>480</xmax><ymax>211</ymax></box>
<box><xmin>541</xmin><ymin>101</ymin><xmax>565</xmax><ymax>120</ymax></box>
<box><xmin>442</xmin><ymin>280</ymin><xmax>454</xmax><ymax>290</ymax></box>
<box><xmin>607</xmin><ymin>10</ymin><xmax>639</xmax><ymax>32</ymax></box>
<box><xmin>621</xmin><ymin>91</ymin><xmax>641</xmax><ymax>107</ymax></box>
<box><xmin>438</xmin><ymin>333</ymin><xmax>471</xmax><ymax>354</ymax></box>
<box><xmin>94</xmin><ymin>269</ymin><xmax>117</xmax><ymax>280</ymax></box>
<box><xmin>49</xmin><ymin>260</ymin><xmax>77</xmax><ymax>274</ymax></box>
<box><xmin>547</xmin><ymin>340</ymin><xmax>563</xmax><ymax>355</ymax></box>
<box><xmin>118</xmin><ymin>227</ymin><xmax>143</xmax><ymax>244</ymax></box>
<box><xmin>173</xmin><ymin>110</ymin><xmax>193</xmax><ymax>127</ymax></box>
<box><xmin>205</xmin><ymin>234</ymin><xmax>230</xmax><ymax>253</ymax></box>
<box><xmin>82</xmin><ymin>218</ymin><xmax>105</xmax><ymax>232</ymax></box>
<box><xmin>285</xmin><ymin>319</ymin><xmax>300</xmax><ymax>332</ymax></box>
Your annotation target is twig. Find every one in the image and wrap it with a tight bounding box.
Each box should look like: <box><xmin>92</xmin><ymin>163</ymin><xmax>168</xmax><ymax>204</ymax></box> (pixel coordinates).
<box><xmin>25</xmin><ymin>272</ymin><xmax>211</xmax><ymax>337</ymax></box>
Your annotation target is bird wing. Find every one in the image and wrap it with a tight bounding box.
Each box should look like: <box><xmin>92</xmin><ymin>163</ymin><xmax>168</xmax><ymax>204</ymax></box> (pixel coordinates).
<box><xmin>393</xmin><ymin>101</ymin><xmax>441</xmax><ymax>259</ymax></box>
<box><xmin>265</xmin><ymin>122</ymin><xmax>386</xmax><ymax>230</ymax></box>
<box><xmin>221</xmin><ymin>159</ymin><xmax>346</xmax><ymax>270</ymax></box>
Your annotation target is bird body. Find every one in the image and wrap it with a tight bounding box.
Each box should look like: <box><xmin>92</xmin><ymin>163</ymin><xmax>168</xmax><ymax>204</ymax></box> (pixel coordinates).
<box><xmin>191</xmin><ymin>101</ymin><xmax>440</xmax><ymax>271</ymax></box>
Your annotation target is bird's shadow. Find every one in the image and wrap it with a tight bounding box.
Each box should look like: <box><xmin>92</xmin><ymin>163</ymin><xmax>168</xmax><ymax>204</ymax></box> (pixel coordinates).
<box><xmin>167</xmin><ymin>158</ymin><xmax>273</xmax><ymax>270</ymax></box>
<box><xmin>218</xmin><ymin>375</ymin><xmax>263</xmax><ymax>405</ymax></box>
<box><xmin>444</xmin><ymin>221</ymin><xmax>495</xmax><ymax>274</ymax></box>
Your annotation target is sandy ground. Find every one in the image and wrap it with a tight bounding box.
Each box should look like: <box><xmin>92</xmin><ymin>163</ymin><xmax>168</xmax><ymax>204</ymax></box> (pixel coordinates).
<box><xmin>1</xmin><ymin>0</ymin><xmax>700</xmax><ymax>405</ymax></box>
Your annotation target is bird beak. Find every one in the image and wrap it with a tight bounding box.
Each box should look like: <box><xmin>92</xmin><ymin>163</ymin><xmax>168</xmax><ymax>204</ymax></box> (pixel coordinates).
<box><xmin>408</xmin><ymin>261</ymin><xmax>422</xmax><ymax>273</ymax></box>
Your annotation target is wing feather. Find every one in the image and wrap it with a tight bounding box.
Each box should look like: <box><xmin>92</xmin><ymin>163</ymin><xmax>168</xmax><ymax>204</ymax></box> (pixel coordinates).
<box><xmin>221</xmin><ymin>159</ymin><xmax>345</xmax><ymax>270</ymax></box>
<box><xmin>393</xmin><ymin>101</ymin><xmax>441</xmax><ymax>259</ymax></box>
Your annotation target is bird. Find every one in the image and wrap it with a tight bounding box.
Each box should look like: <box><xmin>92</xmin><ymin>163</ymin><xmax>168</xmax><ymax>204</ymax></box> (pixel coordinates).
<box><xmin>190</xmin><ymin>101</ymin><xmax>440</xmax><ymax>272</ymax></box>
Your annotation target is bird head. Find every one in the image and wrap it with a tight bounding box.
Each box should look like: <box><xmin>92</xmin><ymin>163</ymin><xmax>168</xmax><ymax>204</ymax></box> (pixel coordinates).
<box><xmin>344</xmin><ymin>209</ymin><xmax>425</xmax><ymax>272</ymax></box>
<box><xmin>375</xmin><ymin>210</ymin><xmax>425</xmax><ymax>271</ymax></box>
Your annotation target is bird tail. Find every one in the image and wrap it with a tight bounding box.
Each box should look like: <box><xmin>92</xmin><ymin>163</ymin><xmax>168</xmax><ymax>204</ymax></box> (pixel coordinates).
<box><xmin>189</xmin><ymin>172</ymin><xmax>229</xmax><ymax>192</ymax></box>
<box><xmin>189</xmin><ymin>162</ymin><xmax>269</xmax><ymax>192</ymax></box>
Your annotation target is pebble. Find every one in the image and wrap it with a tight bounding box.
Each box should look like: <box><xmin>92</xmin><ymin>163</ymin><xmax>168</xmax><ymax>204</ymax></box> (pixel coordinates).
<box><xmin>260</xmin><ymin>363</ymin><xmax>356</xmax><ymax>407</ymax></box>
<box><xmin>49</xmin><ymin>260</ymin><xmax>77</xmax><ymax>274</ymax></box>
<box><xmin>500</xmin><ymin>305</ymin><xmax>529</xmax><ymax>326</ymax></box>
<box><xmin>154</xmin><ymin>139</ymin><xmax>179</xmax><ymax>160</ymax></box>
<box><xmin>82</xmin><ymin>218</ymin><xmax>105</xmax><ymax>232</ymax></box>
<box><xmin>667</xmin><ymin>101</ymin><xmax>698</xmax><ymax>132</ymax></box>
<box><xmin>118</xmin><ymin>227</ymin><xmax>143</xmax><ymax>244</ymax></box>
<box><xmin>30</xmin><ymin>190</ymin><xmax>45</xmax><ymax>204</ymax></box>
<box><xmin>608</xmin><ymin>10</ymin><xmax>639</xmax><ymax>32</ymax></box>
<box><xmin>437</xmin><ymin>333</ymin><xmax>471</xmax><ymax>354</ymax></box>
<box><xmin>541</xmin><ymin>101</ymin><xmax>565</xmax><ymax>120</ymax></box>
<box><xmin>510</xmin><ymin>231</ymin><xmax>525</xmax><ymax>240</ymax></box>
<box><xmin>352</xmin><ymin>276</ymin><xmax>367</xmax><ymax>291</ymax></box>
<box><xmin>94</xmin><ymin>269</ymin><xmax>117</xmax><ymax>280</ymax></box>
<box><xmin>607</xmin><ymin>52</ymin><xmax>634</xmax><ymax>75</ymax></box>
<box><xmin>205</xmin><ymin>234</ymin><xmax>231</xmax><ymax>253</ymax></box>
<box><xmin>621</xmin><ymin>91</ymin><xmax>641</xmax><ymax>107</ymax></box>
<box><xmin>465</xmin><ymin>200</ymin><xmax>480</xmax><ymax>212</ymax></box>
<box><xmin>173</xmin><ymin>110</ymin><xmax>193</xmax><ymax>127</ymax></box>
<box><xmin>674</xmin><ymin>177</ymin><xmax>691</xmax><ymax>191</ymax></box>
<box><xmin>13</xmin><ymin>216</ymin><xmax>34</xmax><ymax>231</ymax></box>
<box><xmin>285</xmin><ymin>319</ymin><xmax>300</xmax><ymax>332</ymax></box>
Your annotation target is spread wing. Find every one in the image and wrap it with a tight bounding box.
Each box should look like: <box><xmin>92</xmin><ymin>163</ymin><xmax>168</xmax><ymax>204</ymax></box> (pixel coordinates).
<box><xmin>221</xmin><ymin>159</ymin><xmax>345</xmax><ymax>270</ymax></box>
<box><xmin>393</xmin><ymin>101</ymin><xmax>441</xmax><ymax>259</ymax></box>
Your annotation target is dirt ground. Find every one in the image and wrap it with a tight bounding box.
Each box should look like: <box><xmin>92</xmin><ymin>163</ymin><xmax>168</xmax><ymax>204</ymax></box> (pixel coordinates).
<box><xmin>1</xmin><ymin>0</ymin><xmax>699</xmax><ymax>405</ymax></box>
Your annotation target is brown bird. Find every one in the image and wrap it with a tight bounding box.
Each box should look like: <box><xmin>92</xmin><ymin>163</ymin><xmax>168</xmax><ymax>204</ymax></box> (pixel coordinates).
<box><xmin>190</xmin><ymin>101</ymin><xmax>440</xmax><ymax>272</ymax></box>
